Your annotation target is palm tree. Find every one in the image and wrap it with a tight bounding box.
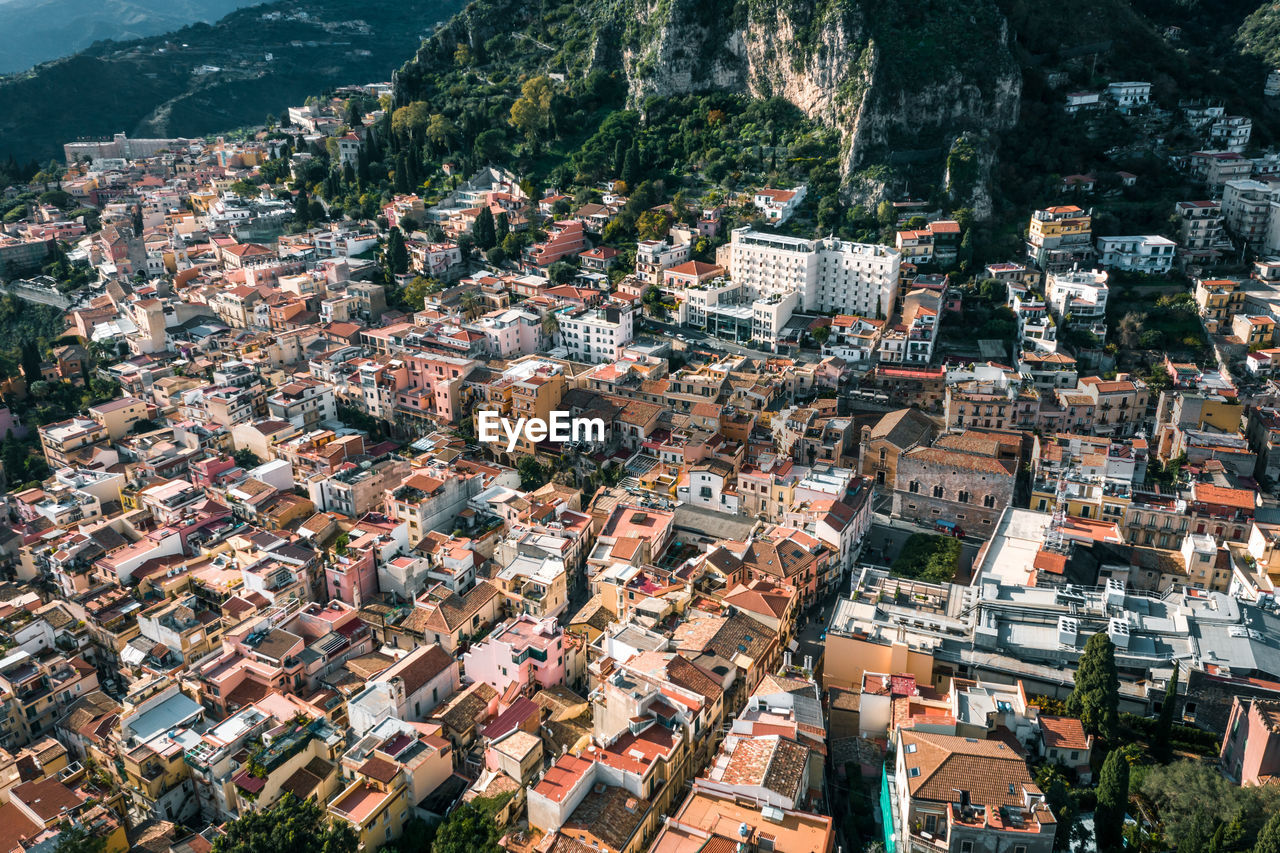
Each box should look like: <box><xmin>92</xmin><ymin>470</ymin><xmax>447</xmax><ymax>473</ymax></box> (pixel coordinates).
<box><xmin>542</xmin><ymin>311</ymin><xmax>560</xmax><ymax>342</ymax></box>
<box><xmin>460</xmin><ymin>291</ymin><xmax>480</xmax><ymax>320</ymax></box>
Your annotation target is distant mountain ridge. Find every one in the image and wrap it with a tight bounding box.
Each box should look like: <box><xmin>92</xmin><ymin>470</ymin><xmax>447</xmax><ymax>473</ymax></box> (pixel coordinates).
<box><xmin>0</xmin><ymin>0</ymin><xmax>269</xmax><ymax>74</ymax></box>
<box><xmin>0</xmin><ymin>0</ymin><xmax>466</xmax><ymax>162</ymax></box>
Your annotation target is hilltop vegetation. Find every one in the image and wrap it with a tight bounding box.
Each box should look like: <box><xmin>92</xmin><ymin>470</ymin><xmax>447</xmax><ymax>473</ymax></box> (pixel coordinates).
<box><xmin>393</xmin><ymin>0</ymin><xmax>1280</xmax><ymax>232</ymax></box>
<box><xmin>0</xmin><ymin>0</ymin><xmax>466</xmax><ymax>162</ymax></box>
<box><xmin>0</xmin><ymin>0</ymin><xmax>269</xmax><ymax>74</ymax></box>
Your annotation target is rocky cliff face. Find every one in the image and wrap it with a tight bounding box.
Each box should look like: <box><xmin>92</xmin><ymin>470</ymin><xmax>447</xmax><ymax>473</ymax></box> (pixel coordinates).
<box><xmin>613</xmin><ymin>0</ymin><xmax>1021</xmax><ymax>210</ymax></box>
<box><xmin>397</xmin><ymin>0</ymin><xmax>1023</xmax><ymax>212</ymax></box>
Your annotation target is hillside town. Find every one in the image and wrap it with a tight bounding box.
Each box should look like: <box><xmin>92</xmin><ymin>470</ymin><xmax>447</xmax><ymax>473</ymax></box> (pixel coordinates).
<box><xmin>3</xmin><ymin>51</ymin><xmax>1280</xmax><ymax>853</ymax></box>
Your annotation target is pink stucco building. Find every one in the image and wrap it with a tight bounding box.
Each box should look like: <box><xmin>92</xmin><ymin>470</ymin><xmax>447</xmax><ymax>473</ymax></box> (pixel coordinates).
<box><xmin>461</xmin><ymin>615</ymin><xmax>566</xmax><ymax>702</ymax></box>
<box><xmin>1221</xmin><ymin>696</ymin><xmax>1280</xmax><ymax>785</ymax></box>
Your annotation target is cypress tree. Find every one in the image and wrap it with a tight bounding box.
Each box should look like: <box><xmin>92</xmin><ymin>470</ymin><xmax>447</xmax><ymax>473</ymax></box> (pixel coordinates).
<box><xmin>386</xmin><ymin>227</ymin><xmax>408</xmax><ymax>276</ymax></box>
<box><xmin>20</xmin><ymin>340</ymin><xmax>41</xmax><ymax>383</ymax></box>
<box><xmin>1153</xmin><ymin>659</ymin><xmax>1179</xmax><ymax>763</ymax></box>
<box><xmin>394</xmin><ymin>153</ymin><xmax>409</xmax><ymax>194</ymax></box>
<box><xmin>473</xmin><ymin>207</ymin><xmax>496</xmax><ymax>250</ymax></box>
<box><xmin>406</xmin><ymin>147</ymin><xmax>420</xmax><ymax>188</ymax></box>
<box><xmin>495</xmin><ymin>212</ymin><xmax>510</xmax><ymax>244</ymax></box>
<box><xmin>293</xmin><ymin>186</ymin><xmax>310</xmax><ymax>225</ymax></box>
<box><xmin>1066</xmin><ymin>631</ymin><xmax>1120</xmax><ymax>743</ymax></box>
<box><xmin>622</xmin><ymin>143</ymin><xmax>639</xmax><ymax>189</ymax></box>
<box><xmin>1256</xmin><ymin>811</ymin><xmax>1280</xmax><ymax>853</ymax></box>
<box><xmin>613</xmin><ymin>139</ymin><xmax>626</xmax><ymax>177</ymax></box>
<box><xmin>1043</xmin><ymin>772</ymin><xmax>1077</xmax><ymax>853</ymax></box>
<box><xmin>2</xmin><ymin>431</ymin><xmax>25</xmax><ymax>482</ymax></box>
<box><xmin>1094</xmin><ymin>749</ymin><xmax>1130</xmax><ymax>853</ymax></box>
<box><xmin>357</xmin><ymin>146</ymin><xmax>371</xmax><ymax>183</ymax></box>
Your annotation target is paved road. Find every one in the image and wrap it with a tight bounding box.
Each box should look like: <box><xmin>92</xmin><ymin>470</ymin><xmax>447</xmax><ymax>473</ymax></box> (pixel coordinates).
<box><xmin>796</xmin><ymin>583</ymin><xmax>845</xmax><ymax>669</ymax></box>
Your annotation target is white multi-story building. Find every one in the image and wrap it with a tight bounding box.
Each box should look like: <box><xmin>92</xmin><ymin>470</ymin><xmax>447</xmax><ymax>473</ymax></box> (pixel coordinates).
<box><xmin>752</xmin><ymin>289</ymin><xmax>802</xmax><ymax>346</ymax></box>
<box><xmin>1046</xmin><ymin>268</ymin><xmax>1109</xmax><ymax>340</ymax></box>
<box><xmin>1210</xmin><ymin>115</ymin><xmax>1252</xmax><ymax>153</ymax></box>
<box><xmin>266</xmin><ymin>377</ymin><xmax>337</xmax><ymax>430</ymax></box>
<box><xmin>556</xmin><ymin>303</ymin><xmax>634</xmax><ymax>364</ymax></box>
<box><xmin>1222</xmin><ymin>179</ymin><xmax>1280</xmax><ymax>243</ymax></box>
<box><xmin>725</xmin><ymin>227</ymin><xmax>899</xmax><ymax>318</ymax></box>
<box><xmin>473</xmin><ymin>308</ymin><xmax>543</xmax><ymax>358</ymax></box>
<box><xmin>878</xmin><ymin>289</ymin><xmax>940</xmax><ymax>365</ymax></box>
<box><xmin>635</xmin><ymin>238</ymin><xmax>691</xmax><ymax>285</ymax></box>
<box><xmin>1267</xmin><ymin>70</ymin><xmax>1280</xmax><ymax>98</ymax></box>
<box><xmin>1007</xmin><ymin>282</ymin><xmax>1057</xmax><ymax>353</ymax></box>
<box><xmin>1107</xmin><ymin>81</ymin><xmax>1151</xmax><ymax>112</ymax></box>
<box><xmin>752</xmin><ymin>185</ymin><xmax>807</xmax><ymax>223</ymax></box>
<box><xmin>823</xmin><ymin>315</ymin><xmax>884</xmax><ymax>363</ymax></box>
<box><xmin>1175</xmin><ymin>200</ymin><xmax>1227</xmax><ymax>252</ymax></box>
<box><xmin>1095</xmin><ymin>235</ymin><xmax>1177</xmax><ymax>274</ymax></box>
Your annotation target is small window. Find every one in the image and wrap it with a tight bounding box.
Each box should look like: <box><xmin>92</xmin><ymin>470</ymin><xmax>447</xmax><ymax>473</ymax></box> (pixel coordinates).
<box><xmin>905</xmin><ymin>743</ymin><xmax>917</xmax><ymax>754</ymax></box>
<box><xmin>909</xmin><ymin>767</ymin><xmax>921</xmax><ymax>777</ymax></box>
<box><xmin>961</xmin><ymin>842</ymin><xmax>973</xmax><ymax>853</ymax></box>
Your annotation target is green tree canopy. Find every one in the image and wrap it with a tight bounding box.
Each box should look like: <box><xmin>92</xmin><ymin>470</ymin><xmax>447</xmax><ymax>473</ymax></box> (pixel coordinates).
<box><xmin>509</xmin><ymin>76</ymin><xmax>554</xmax><ymax>142</ymax></box>
<box><xmin>473</xmin><ymin>206</ymin><xmax>496</xmax><ymax>249</ymax></box>
<box><xmin>391</xmin><ymin>101</ymin><xmax>432</xmax><ymax>140</ymax></box>
<box><xmin>211</xmin><ymin>793</ymin><xmax>356</xmax><ymax>853</ymax></box>
<box><xmin>54</xmin><ymin>824</ymin><xmax>106</xmax><ymax>853</ymax></box>
<box><xmin>430</xmin><ymin>798</ymin><xmax>506</xmax><ymax>853</ymax></box>
<box><xmin>1066</xmin><ymin>631</ymin><xmax>1120</xmax><ymax>743</ymax></box>
<box><xmin>1154</xmin><ymin>659</ymin><xmax>1179</xmax><ymax>763</ymax></box>
<box><xmin>385</xmin><ymin>227</ymin><xmax>409</xmax><ymax>276</ymax></box>
<box><xmin>518</xmin><ymin>456</ymin><xmax>547</xmax><ymax>490</ymax></box>
<box><xmin>1094</xmin><ymin>749</ymin><xmax>1130</xmax><ymax>853</ymax></box>
<box><xmin>1256</xmin><ymin>811</ymin><xmax>1280</xmax><ymax>853</ymax></box>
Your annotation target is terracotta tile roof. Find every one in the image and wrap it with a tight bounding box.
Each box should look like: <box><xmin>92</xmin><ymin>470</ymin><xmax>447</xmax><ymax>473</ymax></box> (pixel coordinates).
<box><xmin>723</xmin><ymin>582</ymin><xmax>793</xmax><ymax>619</ymax></box>
<box><xmin>720</xmin><ymin>735</ymin><xmax>810</xmax><ymax>799</ymax></box>
<box><xmin>280</xmin><ymin>761</ymin><xmax>326</xmax><ymax>799</ymax></box>
<box><xmin>675</xmin><ymin>612</ymin><xmax>777</xmax><ymax>666</ymax></box>
<box><xmin>869</xmin><ymin>408</ymin><xmax>937</xmax><ymax>448</ymax></box>
<box><xmin>563</xmin><ymin>783</ymin><xmax>651</xmax><ymax>852</ymax></box>
<box><xmin>667</xmin><ymin>261</ymin><xmax>722</xmax><ymax>277</ymax></box>
<box><xmin>404</xmin><ymin>581</ymin><xmax>500</xmax><ymax>635</ymax></box>
<box><xmin>533</xmin><ymin>753</ymin><xmax>595</xmax><ymax>803</ymax></box>
<box><xmin>391</xmin><ymin>644</ymin><xmax>455</xmax><ymax>695</ymax></box>
<box><xmin>1192</xmin><ymin>483</ymin><xmax>1255</xmax><ymax>511</ymax></box>
<box><xmin>903</xmin><ymin>446</ymin><xmax>1010</xmax><ymax>476</ymax></box>
<box><xmin>358</xmin><ymin>755</ymin><xmax>400</xmax><ymax>784</ymax></box>
<box><xmin>1037</xmin><ymin>716</ymin><xmax>1091</xmax><ymax>751</ymax></box>
<box><xmin>431</xmin><ymin>682</ymin><xmax>496</xmax><ymax>734</ymax></box>
<box><xmin>900</xmin><ymin>729</ymin><xmax>1034</xmax><ymax>809</ymax></box>
<box><xmin>665</xmin><ymin>655</ymin><xmax>725</xmax><ymax>704</ymax></box>
<box><xmin>0</xmin><ymin>803</ymin><xmax>41</xmax><ymax>853</ymax></box>
<box><xmin>11</xmin><ymin>778</ymin><xmax>83</xmax><ymax>821</ymax></box>
<box><xmin>740</xmin><ymin>538</ymin><xmax>815</xmax><ymax>582</ymax></box>
<box><xmin>1032</xmin><ymin>549</ymin><xmax>1068</xmax><ymax>575</ymax></box>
